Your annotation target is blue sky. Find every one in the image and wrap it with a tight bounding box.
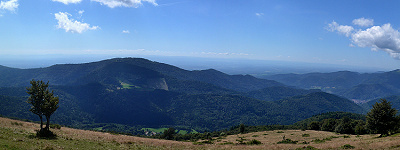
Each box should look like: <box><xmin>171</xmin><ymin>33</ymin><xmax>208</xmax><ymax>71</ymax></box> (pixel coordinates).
<box><xmin>1</xmin><ymin>0</ymin><xmax>400</xmax><ymax>70</ymax></box>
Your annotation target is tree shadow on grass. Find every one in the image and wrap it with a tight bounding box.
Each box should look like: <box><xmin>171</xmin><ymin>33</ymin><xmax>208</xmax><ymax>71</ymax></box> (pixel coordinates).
<box><xmin>28</xmin><ymin>129</ymin><xmax>57</xmax><ymax>140</ymax></box>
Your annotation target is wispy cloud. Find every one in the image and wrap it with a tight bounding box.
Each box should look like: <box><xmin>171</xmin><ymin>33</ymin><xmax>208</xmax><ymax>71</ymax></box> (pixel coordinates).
<box><xmin>200</xmin><ymin>52</ymin><xmax>249</xmax><ymax>56</ymax></box>
<box><xmin>52</xmin><ymin>0</ymin><xmax>82</xmax><ymax>5</ymax></box>
<box><xmin>352</xmin><ymin>18</ymin><xmax>373</xmax><ymax>27</ymax></box>
<box><xmin>0</xmin><ymin>0</ymin><xmax>18</xmax><ymax>13</ymax></box>
<box><xmin>326</xmin><ymin>21</ymin><xmax>354</xmax><ymax>37</ymax></box>
<box><xmin>122</xmin><ymin>30</ymin><xmax>130</xmax><ymax>33</ymax></box>
<box><xmin>255</xmin><ymin>12</ymin><xmax>264</xmax><ymax>17</ymax></box>
<box><xmin>55</xmin><ymin>12</ymin><xmax>99</xmax><ymax>33</ymax></box>
<box><xmin>328</xmin><ymin>18</ymin><xmax>400</xmax><ymax>59</ymax></box>
<box><xmin>91</xmin><ymin>0</ymin><xmax>158</xmax><ymax>8</ymax></box>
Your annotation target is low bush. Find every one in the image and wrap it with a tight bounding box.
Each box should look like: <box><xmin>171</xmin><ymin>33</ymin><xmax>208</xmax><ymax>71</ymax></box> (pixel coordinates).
<box><xmin>50</xmin><ymin>124</ymin><xmax>62</xmax><ymax>129</ymax></box>
<box><xmin>296</xmin><ymin>146</ymin><xmax>319</xmax><ymax>150</ymax></box>
<box><xmin>341</xmin><ymin>144</ymin><xmax>355</xmax><ymax>149</ymax></box>
<box><xmin>247</xmin><ymin>139</ymin><xmax>262</xmax><ymax>145</ymax></box>
<box><xmin>277</xmin><ymin>138</ymin><xmax>298</xmax><ymax>144</ymax></box>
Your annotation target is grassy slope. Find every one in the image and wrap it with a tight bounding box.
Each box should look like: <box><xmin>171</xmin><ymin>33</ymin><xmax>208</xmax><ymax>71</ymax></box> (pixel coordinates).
<box><xmin>2</xmin><ymin>117</ymin><xmax>400</xmax><ymax>150</ymax></box>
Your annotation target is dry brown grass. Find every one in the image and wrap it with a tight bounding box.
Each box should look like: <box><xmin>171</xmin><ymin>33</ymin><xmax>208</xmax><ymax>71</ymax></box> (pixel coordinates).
<box><xmin>2</xmin><ymin>117</ymin><xmax>400</xmax><ymax>149</ymax></box>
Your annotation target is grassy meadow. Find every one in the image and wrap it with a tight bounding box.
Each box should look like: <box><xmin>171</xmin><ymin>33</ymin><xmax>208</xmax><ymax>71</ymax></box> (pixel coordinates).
<box><xmin>2</xmin><ymin>117</ymin><xmax>400</xmax><ymax>149</ymax></box>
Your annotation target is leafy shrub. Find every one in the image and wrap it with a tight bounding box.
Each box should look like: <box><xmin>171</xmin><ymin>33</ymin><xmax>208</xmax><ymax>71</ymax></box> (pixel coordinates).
<box><xmin>300</xmin><ymin>141</ymin><xmax>310</xmax><ymax>144</ymax></box>
<box><xmin>50</xmin><ymin>124</ymin><xmax>61</xmax><ymax>129</ymax></box>
<box><xmin>312</xmin><ymin>139</ymin><xmax>325</xmax><ymax>143</ymax></box>
<box><xmin>277</xmin><ymin>131</ymin><xmax>284</xmax><ymax>133</ymax></box>
<box><xmin>302</xmin><ymin>134</ymin><xmax>310</xmax><ymax>137</ymax></box>
<box><xmin>236</xmin><ymin>137</ymin><xmax>247</xmax><ymax>144</ymax></box>
<box><xmin>247</xmin><ymin>139</ymin><xmax>262</xmax><ymax>145</ymax></box>
<box><xmin>296</xmin><ymin>146</ymin><xmax>319</xmax><ymax>150</ymax></box>
<box><xmin>277</xmin><ymin>138</ymin><xmax>298</xmax><ymax>144</ymax></box>
<box><xmin>341</xmin><ymin>144</ymin><xmax>355</xmax><ymax>149</ymax></box>
<box><xmin>219</xmin><ymin>142</ymin><xmax>234</xmax><ymax>145</ymax></box>
<box><xmin>219</xmin><ymin>132</ymin><xmax>226</xmax><ymax>136</ymax></box>
<box><xmin>252</xmin><ymin>135</ymin><xmax>259</xmax><ymax>137</ymax></box>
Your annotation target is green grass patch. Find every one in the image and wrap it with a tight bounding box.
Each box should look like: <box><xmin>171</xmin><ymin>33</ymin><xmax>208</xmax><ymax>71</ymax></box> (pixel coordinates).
<box><xmin>390</xmin><ymin>133</ymin><xmax>400</xmax><ymax>137</ymax></box>
<box><xmin>0</xmin><ymin>126</ymin><xmax>163</xmax><ymax>150</ymax></box>
<box><xmin>141</xmin><ymin>128</ymin><xmax>169</xmax><ymax>133</ymax></box>
<box><xmin>302</xmin><ymin>134</ymin><xmax>310</xmax><ymax>137</ymax></box>
<box><xmin>177</xmin><ymin>130</ymin><xmax>187</xmax><ymax>135</ymax></box>
<box><xmin>120</xmin><ymin>82</ymin><xmax>141</xmax><ymax>89</ymax></box>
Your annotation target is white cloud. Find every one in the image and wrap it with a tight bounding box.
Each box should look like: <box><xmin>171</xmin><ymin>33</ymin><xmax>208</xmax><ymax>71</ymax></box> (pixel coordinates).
<box><xmin>52</xmin><ymin>0</ymin><xmax>82</xmax><ymax>4</ymax></box>
<box><xmin>352</xmin><ymin>23</ymin><xmax>400</xmax><ymax>59</ymax></box>
<box><xmin>0</xmin><ymin>0</ymin><xmax>18</xmax><ymax>12</ymax></box>
<box><xmin>352</xmin><ymin>18</ymin><xmax>374</xmax><ymax>27</ymax></box>
<box><xmin>55</xmin><ymin>12</ymin><xmax>99</xmax><ymax>33</ymax></box>
<box><xmin>91</xmin><ymin>0</ymin><xmax>158</xmax><ymax>8</ymax></box>
<box><xmin>122</xmin><ymin>30</ymin><xmax>130</xmax><ymax>33</ymax></box>
<box><xmin>78</xmin><ymin>10</ymin><xmax>84</xmax><ymax>15</ymax></box>
<box><xmin>328</xmin><ymin>19</ymin><xmax>400</xmax><ymax>60</ymax></box>
<box><xmin>327</xmin><ymin>21</ymin><xmax>354</xmax><ymax>37</ymax></box>
<box><xmin>255</xmin><ymin>13</ymin><xmax>264</xmax><ymax>17</ymax></box>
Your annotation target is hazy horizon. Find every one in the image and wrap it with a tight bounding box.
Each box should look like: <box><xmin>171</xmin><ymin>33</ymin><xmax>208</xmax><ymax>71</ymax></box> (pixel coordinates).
<box><xmin>0</xmin><ymin>55</ymin><xmax>391</xmax><ymax>76</ymax></box>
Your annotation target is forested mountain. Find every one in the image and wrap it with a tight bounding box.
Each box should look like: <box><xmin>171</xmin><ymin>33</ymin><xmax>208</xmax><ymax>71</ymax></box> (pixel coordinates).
<box><xmin>245</xmin><ymin>86</ymin><xmax>321</xmax><ymax>101</ymax></box>
<box><xmin>361</xmin><ymin>95</ymin><xmax>400</xmax><ymax>111</ymax></box>
<box><xmin>0</xmin><ymin>58</ymin><xmax>366</xmax><ymax>132</ymax></box>
<box><xmin>262</xmin><ymin>70</ymin><xmax>400</xmax><ymax>100</ymax></box>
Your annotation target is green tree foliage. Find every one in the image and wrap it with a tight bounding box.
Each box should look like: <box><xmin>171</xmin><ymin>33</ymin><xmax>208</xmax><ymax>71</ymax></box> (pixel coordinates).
<box><xmin>26</xmin><ymin>80</ymin><xmax>47</xmax><ymax>130</ymax></box>
<box><xmin>307</xmin><ymin>121</ymin><xmax>320</xmax><ymax>130</ymax></box>
<box><xmin>26</xmin><ymin>80</ymin><xmax>59</xmax><ymax>132</ymax></box>
<box><xmin>366</xmin><ymin>99</ymin><xmax>399</xmax><ymax>136</ymax></box>
<box><xmin>334</xmin><ymin>117</ymin><xmax>354</xmax><ymax>134</ymax></box>
<box><xmin>354</xmin><ymin>121</ymin><xmax>367</xmax><ymax>135</ymax></box>
<box><xmin>239</xmin><ymin>124</ymin><xmax>245</xmax><ymax>134</ymax></box>
<box><xmin>161</xmin><ymin>127</ymin><xmax>176</xmax><ymax>140</ymax></box>
<box><xmin>321</xmin><ymin>118</ymin><xmax>337</xmax><ymax>132</ymax></box>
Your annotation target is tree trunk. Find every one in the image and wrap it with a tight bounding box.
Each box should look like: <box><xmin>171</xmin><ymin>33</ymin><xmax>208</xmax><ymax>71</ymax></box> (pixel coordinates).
<box><xmin>45</xmin><ymin>115</ymin><xmax>50</xmax><ymax>131</ymax></box>
<box><xmin>39</xmin><ymin>115</ymin><xmax>43</xmax><ymax>130</ymax></box>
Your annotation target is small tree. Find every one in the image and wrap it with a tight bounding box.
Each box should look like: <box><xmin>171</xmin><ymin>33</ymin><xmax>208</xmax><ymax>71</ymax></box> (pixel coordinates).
<box><xmin>42</xmin><ymin>89</ymin><xmax>59</xmax><ymax>131</ymax></box>
<box><xmin>26</xmin><ymin>80</ymin><xmax>59</xmax><ymax>134</ymax></box>
<box><xmin>26</xmin><ymin>80</ymin><xmax>47</xmax><ymax>130</ymax></box>
<box><xmin>366</xmin><ymin>99</ymin><xmax>399</xmax><ymax>136</ymax></box>
<box><xmin>239</xmin><ymin>123</ymin><xmax>245</xmax><ymax>134</ymax></box>
<box><xmin>162</xmin><ymin>127</ymin><xmax>176</xmax><ymax>140</ymax></box>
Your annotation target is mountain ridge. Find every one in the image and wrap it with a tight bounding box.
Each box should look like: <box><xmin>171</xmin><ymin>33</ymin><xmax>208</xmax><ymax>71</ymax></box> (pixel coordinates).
<box><xmin>0</xmin><ymin>57</ymin><xmax>366</xmax><ymax>131</ymax></box>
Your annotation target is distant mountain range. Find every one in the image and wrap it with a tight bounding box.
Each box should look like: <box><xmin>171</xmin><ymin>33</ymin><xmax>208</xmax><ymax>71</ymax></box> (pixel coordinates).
<box><xmin>0</xmin><ymin>58</ymin><xmax>394</xmax><ymax>132</ymax></box>
<box><xmin>262</xmin><ymin>70</ymin><xmax>400</xmax><ymax>101</ymax></box>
